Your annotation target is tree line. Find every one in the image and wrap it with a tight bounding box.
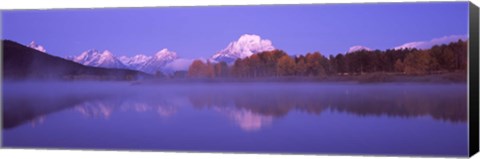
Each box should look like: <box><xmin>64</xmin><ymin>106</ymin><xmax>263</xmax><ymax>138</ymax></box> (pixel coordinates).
<box><xmin>187</xmin><ymin>40</ymin><xmax>467</xmax><ymax>78</ymax></box>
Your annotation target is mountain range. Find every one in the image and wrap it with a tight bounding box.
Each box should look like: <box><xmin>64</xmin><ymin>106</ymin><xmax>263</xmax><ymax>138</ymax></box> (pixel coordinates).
<box><xmin>70</xmin><ymin>49</ymin><xmax>128</xmax><ymax>69</ymax></box>
<box><xmin>3</xmin><ymin>40</ymin><xmax>150</xmax><ymax>80</ymax></box>
<box><xmin>58</xmin><ymin>34</ymin><xmax>275</xmax><ymax>75</ymax></box>
<box><xmin>68</xmin><ymin>48</ymin><xmax>178</xmax><ymax>74</ymax></box>
<box><xmin>27</xmin><ymin>34</ymin><xmax>467</xmax><ymax>75</ymax></box>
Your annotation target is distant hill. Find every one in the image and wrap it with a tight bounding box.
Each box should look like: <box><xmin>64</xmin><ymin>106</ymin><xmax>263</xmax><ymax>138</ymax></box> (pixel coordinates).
<box><xmin>2</xmin><ymin>40</ymin><xmax>152</xmax><ymax>81</ymax></box>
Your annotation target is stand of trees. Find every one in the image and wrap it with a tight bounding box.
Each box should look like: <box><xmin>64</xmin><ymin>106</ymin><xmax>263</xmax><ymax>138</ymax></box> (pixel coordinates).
<box><xmin>187</xmin><ymin>40</ymin><xmax>467</xmax><ymax>78</ymax></box>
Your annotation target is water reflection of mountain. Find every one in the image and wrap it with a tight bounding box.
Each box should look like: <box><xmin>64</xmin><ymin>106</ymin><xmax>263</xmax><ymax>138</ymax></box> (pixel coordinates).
<box><xmin>213</xmin><ymin>107</ymin><xmax>274</xmax><ymax>131</ymax></box>
<box><xmin>74</xmin><ymin>97</ymin><xmax>179</xmax><ymax>119</ymax></box>
<box><xmin>3</xmin><ymin>84</ymin><xmax>467</xmax><ymax>130</ymax></box>
<box><xmin>187</xmin><ymin>84</ymin><xmax>467</xmax><ymax>123</ymax></box>
<box><xmin>2</xmin><ymin>94</ymin><xmax>105</xmax><ymax>129</ymax></box>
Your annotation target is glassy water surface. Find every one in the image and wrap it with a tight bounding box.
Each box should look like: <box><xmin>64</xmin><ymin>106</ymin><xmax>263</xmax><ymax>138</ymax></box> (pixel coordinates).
<box><xmin>2</xmin><ymin>82</ymin><xmax>468</xmax><ymax>156</ymax></box>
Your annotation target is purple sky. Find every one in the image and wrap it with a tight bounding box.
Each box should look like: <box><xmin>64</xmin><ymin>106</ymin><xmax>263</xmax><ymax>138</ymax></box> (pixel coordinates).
<box><xmin>2</xmin><ymin>2</ymin><xmax>469</xmax><ymax>59</ymax></box>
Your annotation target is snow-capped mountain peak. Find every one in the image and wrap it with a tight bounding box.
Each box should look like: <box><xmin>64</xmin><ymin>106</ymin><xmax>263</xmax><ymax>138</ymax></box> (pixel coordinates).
<box><xmin>67</xmin><ymin>47</ymin><xmax>181</xmax><ymax>74</ymax></box>
<box><xmin>134</xmin><ymin>48</ymin><xmax>178</xmax><ymax>74</ymax></box>
<box><xmin>27</xmin><ymin>41</ymin><xmax>47</xmax><ymax>53</ymax></box>
<box><xmin>98</xmin><ymin>50</ymin><xmax>118</xmax><ymax>63</ymax></box>
<box><xmin>237</xmin><ymin>34</ymin><xmax>264</xmax><ymax>44</ymax></box>
<box><xmin>72</xmin><ymin>49</ymin><xmax>127</xmax><ymax>69</ymax></box>
<box><xmin>347</xmin><ymin>45</ymin><xmax>372</xmax><ymax>53</ymax></box>
<box><xmin>393</xmin><ymin>35</ymin><xmax>468</xmax><ymax>50</ymax></box>
<box><xmin>211</xmin><ymin>34</ymin><xmax>275</xmax><ymax>63</ymax></box>
<box><xmin>119</xmin><ymin>54</ymin><xmax>152</xmax><ymax>65</ymax></box>
<box><xmin>101</xmin><ymin>50</ymin><xmax>114</xmax><ymax>57</ymax></box>
<box><xmin>74</xmin><ymin>49</ymin><xmax>100</xmax><ymax>62</ymax></box>
<box><xmin>154</xmin><ymin>48</ymin><xmax>177</xmax><ymax>60</ymax></box>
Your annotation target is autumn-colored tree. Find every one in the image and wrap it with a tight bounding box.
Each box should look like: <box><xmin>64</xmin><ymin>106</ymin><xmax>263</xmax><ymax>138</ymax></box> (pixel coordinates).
<box><xmin>232</xmin><ymin>58</ymin><xmax>249</xmax><ymax>78</ymax></box>
<box><xmin>320</xmin><ymin>54</ymin><xmax>331</xmax><ymax>75</ymax></box>
<box><xmin>228</xmin><ymin>49</ymin><xmax>288</xmax><ymax>77</ymax></box>
<box><xmin>205</xmin><ymin>61</ymin><xmax>215</xmax><ymax>78</ymax></box>
<box><xmin>188</xmin><ymin>60</ymin><xmax>214</xmax><ymax>78</ymax></box>
<box><xmin>188</xmin><ymin>60</ymin><xmax>206</xmax><ymax>78</ymax></box>
<box><xmin>277</xmin><ymin>55</ymin><xmax>296</xmax><ymax>76</ymax></box>
<box><xmin>403</xmin><ymin>51</ymin><xmax>434</xmax><ymax>75</ymax></box>
<box><xmin>454</xmin><ymin>40</ymin><xmax>468</xmax><ymax>70</ymax></box>
<box><xmin>305</xmin><ymin>52</ymin><xmax>326</xmax><ymax>76</ymax></box>
<box><xmin>328</xmin><ymin>55</ymin><xmax>337</xmax><ymax>74</ymax></box>
<box><xmin>216</xmin><ymin>40</ymin><xmax>466</xmax><ymax>79</ymax></box>
<box><xmin>430</xmin><ymin>44</ymin><xmax>456</xmax><ymax>72</ymax></box>
<box><xmin>259</xmin><ymin>50</ymin><xmax>288</xmax><ymax>76</ymax></box>
<box><xmin>366</xmin><ymin>51</ymin><xmax>382</xmax><ymax>72</ymax></box>
<box><xmin>214</xmin><ymin>61</ymin><xmax>229</xmax><ymax>77</ymax></box>
<box><xmin>333</xmin><ymin>54</ymin><xmax>346</xmax><ymax>74</ymax></box>
<box><xmin>441</xmin><ymin>46</ymin><xmax>456</xmax><ymax>71</ymax></box>
<box><xmin>394</xmin><ymin>59</ymin><xmax>404</xmax><ymax>73</ymax></box>
<box><xmin>295</xmin><ymin>55</ymin><xmax>307</xmax><ymax>76</ymax></box>
<box><xmin>345</xmin><ymin>52</ymin><xmax>361</xmax><ymax>74</ymax></box>
<box><xmin>248</xmin><ymin>54</ymin><xmax>262</xmax><ymax>77</ymax></box>
<box><xmin>426</xmin><ymin>50</ymin><xmax>440</xmax><ymax>72</ymax></box>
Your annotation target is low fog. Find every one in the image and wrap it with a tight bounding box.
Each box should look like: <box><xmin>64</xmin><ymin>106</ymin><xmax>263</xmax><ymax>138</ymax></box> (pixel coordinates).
<box><xmin>2</xmin><ymin>81</ymin><xmax>468</xmax><ymax>129</ymax></box>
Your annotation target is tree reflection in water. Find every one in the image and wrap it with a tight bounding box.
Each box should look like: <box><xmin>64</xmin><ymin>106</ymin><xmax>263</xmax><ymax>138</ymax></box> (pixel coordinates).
<box><xmin>3</xmin><ymin>83</ymin><xmax>467</xmax><ymax>131</ymax></box>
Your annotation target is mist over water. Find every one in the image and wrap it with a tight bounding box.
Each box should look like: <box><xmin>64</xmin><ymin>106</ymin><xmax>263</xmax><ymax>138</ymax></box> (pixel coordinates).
<box><xmin>2</xmin><ymin>81</ymin><xmax>468</xmax><ymax>156</ymax></box>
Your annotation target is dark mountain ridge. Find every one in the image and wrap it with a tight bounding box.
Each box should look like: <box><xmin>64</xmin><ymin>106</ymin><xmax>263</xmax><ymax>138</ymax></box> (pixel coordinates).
<box><xmin>2</xmin><ymin>40</ymin><xmax>152</xmax><ymax>81</ymax></box>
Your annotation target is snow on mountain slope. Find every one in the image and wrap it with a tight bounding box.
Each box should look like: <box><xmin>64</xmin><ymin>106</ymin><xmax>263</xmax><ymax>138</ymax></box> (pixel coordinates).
<box><xmin>27</xmin><ymin>41</ymin><xmax>46</xmax><ymax>53</ymax></box>
<box><xmin>118</xmin><ymin>54</ymin><xmax>152</xmax><ymax>70</ymax></box>
<box><xmin>347</xmin><ymin>45</ymin><xmax>372</xmax><ymax>53</ymax></box>
<box><xmin>394</xmin><ymin>35</ymin><xmax>468</xmax><ymax>50</ymax></box>
<box><xmin>72</xmin><ymin>49</ymin><xmax>127</xmax><ymax>69</ymax></box>
<box><xmin>211</xmin><ymin>34</ymin><xmax>275</xmax><ymax>63</ymax></box>
<box><xmin>138</xmin><ymin>48</ymin><xmax>178</xmax><ymax>74</ymax></box>
<box><xmin>67</xmin><ymin>48</ymin><xmax>179</xmax><ymax>74</ymax></box>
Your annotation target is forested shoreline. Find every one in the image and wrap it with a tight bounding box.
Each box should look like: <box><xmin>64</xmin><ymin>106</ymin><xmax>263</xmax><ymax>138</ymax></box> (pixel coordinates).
<box><xmin>2</xmin><ymin>39</ymin><xmax>468</xmax><ymax>83</ymax></box>
<box><xmin>182</xmin><ymin>40</ymin><xmax>467</xmax><ymax>83</ymax></box>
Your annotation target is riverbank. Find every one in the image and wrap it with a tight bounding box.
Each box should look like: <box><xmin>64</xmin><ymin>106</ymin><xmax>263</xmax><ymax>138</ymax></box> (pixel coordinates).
<box><xmin>131</xmin><ymin>71</ymin><xmax>467</xmax><ymax>85</ymax></box>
